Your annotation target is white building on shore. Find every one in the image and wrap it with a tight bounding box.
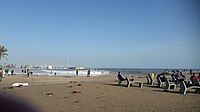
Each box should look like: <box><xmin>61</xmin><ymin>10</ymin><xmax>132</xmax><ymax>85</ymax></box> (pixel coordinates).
<box><xmin>47</xmin><ymin>65</ymin><xmax>53</xmax><ymax>69</ymax></box>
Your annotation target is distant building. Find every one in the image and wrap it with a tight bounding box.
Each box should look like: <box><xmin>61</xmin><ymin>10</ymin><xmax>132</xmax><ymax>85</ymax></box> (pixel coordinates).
<box><xmin>75</xmin><ymin>67</ymin><xmax>84</xmax><ymax>70</ymax></box>
<box><xmin>47</xmin><ymin>65</ymin><xmax>53</xmax><ymax>69</ymax></box>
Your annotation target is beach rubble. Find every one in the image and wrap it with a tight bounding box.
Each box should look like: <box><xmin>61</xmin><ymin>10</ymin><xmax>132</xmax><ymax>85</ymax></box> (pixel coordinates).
<box><xmin>12</xmin><ymin>83</ymin><xmax>29</xmax><ymax>87</ymax></box>
<box><xmin>3</xmin><ymin>87</ymin><xmax>14</xmax><ymax>89</ymax></box>
<box><xmin>72</xmin><ymin>90</ymin><xmax>81</xmax><ymax>93</ymax></box>
<box><xmin>70</xmin><ymin>81</ymin><xmax>76</xmax><ymax>83</ymax></box>
<box><xmin>43</xmin><ymin>92</ymin><xmax>53</xmax><ymax>96</ymax></box>
<box><xmin>77</xmin><ymin>84</ymin><xmax>82</xmax><ymax>86</ymax></box>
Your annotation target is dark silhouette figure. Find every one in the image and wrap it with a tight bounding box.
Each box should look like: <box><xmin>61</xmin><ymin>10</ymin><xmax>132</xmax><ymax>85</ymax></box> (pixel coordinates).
<box><xmin>5</xmin><ymin>69</ymin><xmax>9</xmax><ymax>76</ymax></box>
<box><xmin>76</xmin><ymin>70</ymin><xmax>78</xmax><ymax>76</ymax></box>
<box><xmin>11</xmin><ymin>70</ymin><xmax>14</xmax><ymax>75</ymax></box>
<box><xmin>190</xmin><ymin>69</ymin><xmax>192</xmax><ymax>75</ymax></box>
<box><xmin>87</xmin><ymin>70</ymin><xmax>90</xmax><ymax>77</ymax></box>
<box><xmin>27</xmin><ymin>73</ymin><xmax>30</xmax><ymax>77</ymax></box>
<box><xmin>117</xmin><ymin>72</ymin><xmax>126</xmax><ymax>81</ymax></box>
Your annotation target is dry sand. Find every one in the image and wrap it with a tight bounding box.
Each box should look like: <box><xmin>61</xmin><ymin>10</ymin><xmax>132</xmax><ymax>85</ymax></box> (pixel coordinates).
<box><xmin>0</xmin><ymin>74</ymin><xmax>200</xmax><ymax>112</ymax></box>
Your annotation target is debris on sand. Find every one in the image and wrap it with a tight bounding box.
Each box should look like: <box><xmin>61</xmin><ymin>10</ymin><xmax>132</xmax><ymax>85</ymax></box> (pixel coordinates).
<box><xmin>77</xmin><ymin>84</ymin><xmax>82</xmax><ymax>86</ymax></box>
<box><xmin>12</xmin><ymin>83</ymin><xmax>29</xmax><ymax>87</ymax></box>
<box><xmin>72</xmin><ymin>90</ymin><xmax>81</xmax><ymax>93</ymax></box>
<box><xmin>43</xmin><ymin>92</ymin><xmax>53</xmax><ymax>96</ymax></box>
<box><xmin>69</xmin><ymin>81</ymin><xmax>76</xmax><ymax>83</ymax></box>
<box><xmin>3</xmin><ymin>87</ymin><xmax>13</xmax><ymax>89</ymax></box>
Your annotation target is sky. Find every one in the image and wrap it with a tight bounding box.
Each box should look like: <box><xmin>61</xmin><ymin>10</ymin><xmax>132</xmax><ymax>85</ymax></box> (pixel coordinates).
<box><xmin>0</xmin><ymin>0</ymin><xmax>200</xmax><ymax>69</ymax></box>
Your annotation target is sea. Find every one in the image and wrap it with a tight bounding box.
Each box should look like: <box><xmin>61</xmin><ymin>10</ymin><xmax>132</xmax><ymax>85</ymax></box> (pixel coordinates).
<box><xmin>3</xmin><ymin>68</ymin><xmax>178</xmax><ymax>77</ymax></box>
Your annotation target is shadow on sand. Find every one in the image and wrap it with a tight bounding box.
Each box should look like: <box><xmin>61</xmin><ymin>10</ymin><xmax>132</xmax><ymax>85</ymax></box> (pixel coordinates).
<box><xmin>145</xmin><ymin>85</ymin><xmax>160</xmax><ymax>88</ymax></box>
<box><xmin>102</xmin><ymin>83</ymin><xmax>128</xmax><ymax>87</ymax></box>
<box><xmin>152</xmin><ymin>89</ymin><xmax>181</xmax><ymax>94</ymax></box>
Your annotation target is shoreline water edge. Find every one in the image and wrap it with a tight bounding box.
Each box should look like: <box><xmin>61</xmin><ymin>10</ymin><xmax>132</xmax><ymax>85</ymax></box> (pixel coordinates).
<box><xmin>1</xmin><ymin>68</ymin><xmax>199</xmax><ymax>77</ymax></box>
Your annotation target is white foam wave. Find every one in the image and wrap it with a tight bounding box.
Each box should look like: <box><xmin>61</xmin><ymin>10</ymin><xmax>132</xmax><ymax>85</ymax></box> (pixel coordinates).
<box><xmin>41</xmin><ymin>69</ymin><xmax>110</xmax><ymax>76</ymax></box>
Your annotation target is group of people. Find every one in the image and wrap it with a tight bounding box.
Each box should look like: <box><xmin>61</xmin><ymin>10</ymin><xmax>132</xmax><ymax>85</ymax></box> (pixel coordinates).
<box><xmin>1</xmin><ymin>68</ymin><xmax>15</xmax><ymax>76</ymax></box>
<box><xmin>170</xmin><ymin>71</ymin><xmax>200</xmax><ymax>86</ymax></box>
<box><xmin>174</xmin><ymin>72</ymin><xmax>186</xmax><ymax>82</ymax></box>
<box><xmin>117</xmin><ymin>70</ymin><xmax>200</xmax><ymax>85</ymax></box>
<box><xmin>0</xmin><ymin>68</ymin><xmax>16</xmax><ymax>82</ymax></box>
<box><xmin>0</xmin><ymin>68</ymin><xmax>33</xmax><ymax>81</ymax></box>
<box><xmin>175</xmin><ymin>71</ymin><xmax>200</xmax><ymax>81</ymax></box>
<box><xmin>76</xmin><ymin>70</ymin><xmax>91</xmax><ymax>77</ymax></box>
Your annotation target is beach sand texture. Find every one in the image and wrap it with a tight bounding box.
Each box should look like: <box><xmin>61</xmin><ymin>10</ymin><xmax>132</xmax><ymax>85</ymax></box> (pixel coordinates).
<box><xmin>0</xmin><ymin>74</ymin><xmax>200</xmax><ymax>112</ymax></box>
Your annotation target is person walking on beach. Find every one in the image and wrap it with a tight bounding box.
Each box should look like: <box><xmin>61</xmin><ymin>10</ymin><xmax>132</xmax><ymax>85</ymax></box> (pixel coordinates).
<box><xmin>27</xmin><ymin>69</ymin><xmax>29</xmax><ymax>74</ymax></box>
<box><xmin>26</xmin><ymin>69</ymin><xmax>30</xmax><ymax>77</ymax></box>
<box><xmin>27</xmin><ymin>72</ymin><xmax>30</xmax><ymax>77</ymax></box>
<box><xmin>0</xmin><ymin>68</ymin><xmax>4</xmax><ymax>82</ymax></box>
<box><xmin>11</xmin><ymin>70</ymin><xmax>14</xmax><ymax>75</ymax></box>
<box><xmin>76</xmin><ymin>70</ymin><xmax>78</xmax><ymax>76</ymax></box>
<box><xmin>87</xmin><ymin>70</ymin><xmax>90</xmax><ymax>77</ymax></box>
<box><xmin>5</xmin><ymin>69</ymin><xmax>9</xmax><ymax>76</ymax></box>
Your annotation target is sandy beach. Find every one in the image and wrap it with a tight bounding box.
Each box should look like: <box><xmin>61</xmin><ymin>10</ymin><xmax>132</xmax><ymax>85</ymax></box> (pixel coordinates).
<box><xmin>0</xmin><ymin>74</ymin><xmax>200</xmax><ymax>112</ymax></box>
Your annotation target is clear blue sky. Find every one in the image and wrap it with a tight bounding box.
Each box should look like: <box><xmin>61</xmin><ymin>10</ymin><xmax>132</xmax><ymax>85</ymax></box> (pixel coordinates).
<box><xmin>0</xmin><ymin>0</ymin><xmax>200</xmax><ymax>69</ymax></box>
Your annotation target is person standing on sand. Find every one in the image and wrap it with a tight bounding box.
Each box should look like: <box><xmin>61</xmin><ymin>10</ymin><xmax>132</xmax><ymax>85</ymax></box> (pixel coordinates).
<box><xmin>27</xmin><ymin>69</ymin><xmax>29</xmax><ymax>74</ymax></box>
<box><xmin>0</xmin><ymin>68</ymin><xmax>4</xmax><ymax>82</ymax></box>
<box><xmin>76</xmin><ymin>70</ymin><xmax>78</xmax><ymax>76</ymax></box>
<box><xmin>27</xmin><ymin>72</ymin><xmax>30</xmax><ymax>77</ymax></box>
<box><xmin>11</xmin><ymin>70</ymin><xmax>14</xmax><ymax>75</ymax></box>
<box><xmin>87</xmin><ymin>69</ymin><xmax>90</xmax><ymax>77</ymax></box>
<box><xmin>190</xmin><ymin>69</ymin><xmax>192</xmax><ymax>75</ymax></box>
<box><xmin>151</xmin><ymin>73</ymin><xmax>155</xmax><ymax>78</ymax></box>
<box><xmin>5</xmin><ymin>69</ymin><xmax>9</xmax><ymax>76</ymax></box>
